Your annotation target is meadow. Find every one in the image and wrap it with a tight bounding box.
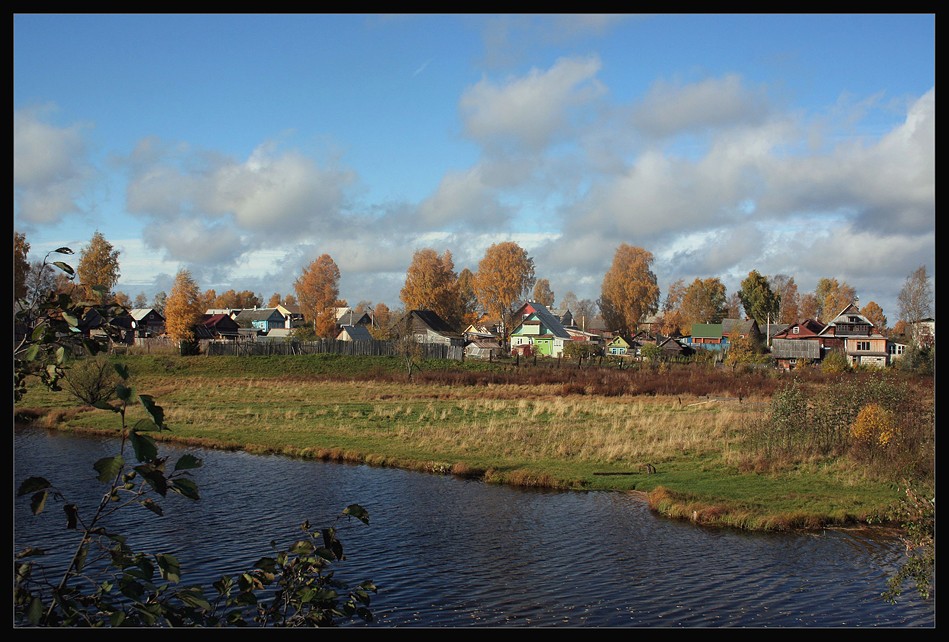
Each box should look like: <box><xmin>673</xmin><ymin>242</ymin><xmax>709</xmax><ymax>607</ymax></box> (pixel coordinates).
<box><xmin>15</xmin><ymin>353</ymin><xmax>934</xmax><ymax>532</ymax></box>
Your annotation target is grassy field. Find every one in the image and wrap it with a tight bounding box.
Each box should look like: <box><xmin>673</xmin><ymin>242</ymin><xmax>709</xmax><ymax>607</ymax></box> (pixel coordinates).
<box><xmin>14</xmin><ymin>353</ymin><xmax>934</xmax><ymax>532</ymax></box>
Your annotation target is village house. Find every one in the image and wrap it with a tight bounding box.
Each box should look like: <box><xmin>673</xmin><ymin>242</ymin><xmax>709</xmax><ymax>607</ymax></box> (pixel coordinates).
<box><xmin>508</xmin><ymin>301</ymin><xmax>572</xmax><ymax>358</ymax></box>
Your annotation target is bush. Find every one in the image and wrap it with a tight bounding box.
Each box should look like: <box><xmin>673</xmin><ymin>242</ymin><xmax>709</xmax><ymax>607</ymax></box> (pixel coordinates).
<box><xmin>820</xmin><ymin>350</ymin><xmax>850</xmax><ymax>374</ymax></box>
<box><xmin>62</xmin><ymin>354</ymin><xmax>120</xmax><ymax>405</ymax></box>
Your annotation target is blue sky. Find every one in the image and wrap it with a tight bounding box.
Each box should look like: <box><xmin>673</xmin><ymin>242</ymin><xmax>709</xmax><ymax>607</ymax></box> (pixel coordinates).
<box><xmin>14</xmin><ymin>14</ymin><xmax>934</xmax><ymax>321</ymax></box>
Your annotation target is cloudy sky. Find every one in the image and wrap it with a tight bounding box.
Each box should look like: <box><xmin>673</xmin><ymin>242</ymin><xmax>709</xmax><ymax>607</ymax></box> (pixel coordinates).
<box><xmin>14</xmin><ymin>14</ymin><xmax>934</xmax><ymax>320</ymax></box>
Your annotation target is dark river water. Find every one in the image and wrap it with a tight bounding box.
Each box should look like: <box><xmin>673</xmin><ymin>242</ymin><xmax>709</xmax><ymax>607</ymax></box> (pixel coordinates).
<box><xmin>13</xmin><ymin>427</ymin><xmax>935</xmax><ymax>628</ymax></box>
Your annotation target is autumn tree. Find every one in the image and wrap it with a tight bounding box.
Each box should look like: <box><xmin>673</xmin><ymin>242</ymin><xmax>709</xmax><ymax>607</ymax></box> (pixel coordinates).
<box><xmin>861</xmin><ymin>301</ymin><xmax>888</xmax><ymax>335</ymax></box>
<box><xmin>814</xmin><ymin>277</ymin><xmax>856</xmax><ymax>321</ymax></box>
<box><xmin>770</xmin><ymin>274</ymin><xmax>800</xmax><ymax>323</ymax></box>
<box><xmin>14</xmin><ymin>231</ymin><xmax>30</xmax><ymax>300</ymax></box>
<box><xmin>456</xmin><ymin>268</ymin><xmax>481</xmax><ymax>328</ymax></box>
<box><xmin>133</xmin><ymin>292</ymin><xmax>149</xmax><ymax>308</ymax></box>
<box><xmin>679</xmin><ymin>277</ymin><xmax>727</xmax><ymax>329</ymax></box>
<box><xmin>738</xmin><ymin>270</ymin><xmax>780</xmax><ymax>327</ymax></box>
<box><xmin>532</xmin><ymin>278</ymin><xmax>555</xmax><ymax>308</ymax></box>
<box><xmin>658</xmin><ymin>279</ymin><xmax>687</xmax><ymax>335</ymax></box>
<box><xmin>212</xmin><ymin>289</ymin><xmax>262</xmax><ymax>310</ymax></box>
<box><xmin>474</xmin><ymin>241</ymin><xmax>536</xmax><ymax>337</ymax></box>
<box><xmin>113</xmin><ymin>291</ymin><xmax>132</xmax><ymax>308</ymax></box>
<box><xmin>267</xmin><ymin>292</ymin><xmax>282</xmax><ymax>307</ymax></box>
<box><xmin>164</xmin><ymin>269</ymin><xmax>204</xmax><ymax>347</ymax></box>
<box><xmin>400</xmin><ymin>248</ymin><xmax>461</xmax><ymax>328</ymax></box>
<box><xmin>368</xmin><ymin>302</ymin><xmax>393</xmax><ymax>339</ymax></box>
<box><xmin>799</xmin><ymin>293</ymin><xmax>819</xmax><ymax>320</ymax></box>
<box><xmin>294</xmin><ymin>254</ymin><xmax>341</xmax><ymax>337</ymax></box>
<box><xmin>77</xmin><ymin>231</ymin><xmax>121</xmax><ymax>304</ymax></box>
<box><xmin>598</xmin><ymin>244</ymin><xmax>660</xmax><ymax>334</ymax></box>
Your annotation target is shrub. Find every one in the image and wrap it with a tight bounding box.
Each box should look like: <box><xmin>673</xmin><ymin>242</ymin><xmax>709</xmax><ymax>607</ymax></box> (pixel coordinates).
<box><xmin>820</xmin><ymin>350</ymin><xmax>850</xmax><ymax>374</ymax></box>
<box><xmin>62</xmin><ymin>354</ymin><xmax>120</xmax><ymax>405</ymax></box>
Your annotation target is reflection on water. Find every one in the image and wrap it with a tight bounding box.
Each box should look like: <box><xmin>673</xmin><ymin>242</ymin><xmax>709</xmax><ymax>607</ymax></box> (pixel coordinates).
<box><xmin>13</xmin><ymin>427</ymin><xmax>934</xmax><ymax>627</ymax></box>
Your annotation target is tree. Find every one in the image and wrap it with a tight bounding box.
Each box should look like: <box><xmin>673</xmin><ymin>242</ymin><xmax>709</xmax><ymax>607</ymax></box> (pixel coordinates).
<box><xmin>575</xmin><ymin>299</ymin><xmax>597</xmax><ymax>329</ymax></box>
<box><xmin>598</xmin><ymin>244</ymin><xmax>660</xmax><ymax>334</ymax></box>
<box><xmin>368</xmin><ymin>302</ymin><xmax>393</xmax><ymax>339</ymax></box>
<box><xmin>400</xmin><ymin>248</ymin><xmax>461</xmax><ymax>328</ymax></box>
<box><xmin>267</xmin><ymin>292</ymin><xmax>283</xmax><ymax>307</ymax></box>
<box><xmin>659</xmin><ymin>279</ymin><xmax>687</xmax><ymax>335</ymax></box>
<box><xmin>799</xmin><ymin>293</ymin><xmax>819</xmax><ymax>320</ymax></box>
<box><xmin>814</xmin><ymin>277</ymin><xmax>856</xmax><ymax>321</ymax></box>
<box><xmin>14</xmin><ymin>231</ymin><xmax>30</xmax><ymax>300</ymax></box>
<box><xmin>532</xmin><ymin>278</ymin><xmax>555</xmax><ymax>308</ymax></box>
<box><xmin>456</xmin><ymin>268</ymin><xmax>481</xmax><ymax>328</ymax></box>
<box><xmin>770</xmin><ymin>274</ymin><xmax>800</xmax><ymax>324</ymax></box>
<box><xmin>680</xmin><ymin>278</ymin><xmax>727</xmax><ymax>329</ymax></box>
<box><xmin>133</xmin><ymin>292</ymin><xmax>149</xmax><ymax>308</ymax></box>
<box><xmin>294</xmin><ymin>254</ymin><xmax>341</xmax><ymax>337</ymax></box>
<box><xmin>738</xmin><ymin>270</ymin><xmax>780</xmax><ymax>327</ymax></box>
<box><xmin>152</xmin><ymin>291</ymin><xmax>167</xmax><ymax>314</ymax></box>
<box><xmin>213</xmin><ymin>289</ymin><xmax>262</xmax><ymax>310</ymax></box>
<box><xmin>560</xmin><ymin>291</ymin><xmax>579</xmax><ymax>315</ymax></box>
<box><xmin>473</xmin><ymin>242</ymin><xmax>535</xmax><ymax>337</ymax></box>
<box><xmin>897</xmin><ymin>266</ymin><xmax>934</xmax><ymax>343</ymax></box>
<box><xmin>113</xmin><ymin>291</ymin><xmax>132</xmax><ymax>308</ymax></box>
<box><xmin>726</xmin><ymin>292</ymin><xmax>743</xmax><ymax>319</ymax></box>
<box><xmin>164</xmin><ymin>269</ymin><xmax>204</xmax><ymax>347</ymax></box>
<box><xmin>861</xmin><ymin>301</ymin><xmax>887</xmax><ymax>335</ymax></box>
<box><xmin>77</xmin><ymin>231</ymin><xmax>121</xmax><ymax>304</ymax></box>
<box><xmin>26</xmin><ymin>259</ymin><xmax>57</xmax><ymax>304</ymax></box>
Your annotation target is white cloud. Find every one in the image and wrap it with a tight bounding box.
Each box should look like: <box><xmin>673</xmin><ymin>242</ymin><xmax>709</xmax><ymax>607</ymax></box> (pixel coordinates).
<box><xmin>13</xmin><ymin>107</ymin><xmax>95</xmax><ymax>225</ymax></box>
<box><xmin>460</xmin><ymin>56</ymin><xmax>606</xmax><ymax>153</ymax></box>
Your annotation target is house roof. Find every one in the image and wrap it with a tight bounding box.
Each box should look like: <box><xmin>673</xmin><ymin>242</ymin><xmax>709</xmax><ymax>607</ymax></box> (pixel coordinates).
<box><xmin>691</xmin><ymin>323</ymin><xmax>723</xmax><ymax>339</ymax></box>
<box><xmin>129</xmin><ymin>308</ymin><xmax>163</xmax><ymax>321</ymax></box>
<box><xmin>403</xmin><ymin>310</ymin><xmax>463</xmax><ymax>338</ymax></box>
<box><xmin>234</xmin><ymin>308</ymin><xmax>285</xmax><ymax>323</ymax></box>
<box><xmin>337</xmin><ymin>324</ymin><xmax>373</xmax><ymax>341</ymax></box>
<box><xmin>513</xmin><ymin>301</ymin><xmax>571</xmax><ymax>339</ymax></box>
<box><xmin>722</xmin><ymin>318</ymin><xmax>758</xmax><ymax>336</ymax></box>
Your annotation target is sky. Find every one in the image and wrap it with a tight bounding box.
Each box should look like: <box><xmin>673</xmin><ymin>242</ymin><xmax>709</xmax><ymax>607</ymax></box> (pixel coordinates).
<box><xmin>13</xmin><ymin>14</ymin><xmax>935</xmax><ymax>321</ymax></box>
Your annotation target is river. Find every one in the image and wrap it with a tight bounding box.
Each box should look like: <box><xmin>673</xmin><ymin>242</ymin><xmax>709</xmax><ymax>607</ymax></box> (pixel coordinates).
<box><xmin>13</xmin><ymin>427</ymin><xmax>935</xmax><ymax>627</ymax></box>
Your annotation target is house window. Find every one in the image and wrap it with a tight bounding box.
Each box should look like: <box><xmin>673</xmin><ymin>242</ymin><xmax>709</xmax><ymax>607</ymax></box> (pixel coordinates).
<box><xmin>856</xmin><ymin>341</ymin><xmax>870</xmax><ymax>351</ymax></box>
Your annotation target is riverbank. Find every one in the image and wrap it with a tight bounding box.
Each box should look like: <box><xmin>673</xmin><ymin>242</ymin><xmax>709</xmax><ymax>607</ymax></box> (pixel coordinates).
<box><xmin>15</xmin><ymin>354</ymin><xmax>933</xmax><ymax>532</ymax></box>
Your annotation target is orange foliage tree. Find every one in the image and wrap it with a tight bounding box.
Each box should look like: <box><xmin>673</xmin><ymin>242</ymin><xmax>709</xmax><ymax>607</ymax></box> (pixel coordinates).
<box><xmin>294</xmin><ymin>254</ymin><xmax>341</xmax><ymax>337</ymax></box>
<box><xmin>399</xmin><ymin>248</ymin><xmax>460</xmax><ymax>328</ymax></box>
<box><xmin>599</xmin><ymin>244</ymin><xmax>660</xmax><ymax>335</ymax></box>
<box><xmin>473</xmin><ymin>242</ymin><xmax>535</xmax><ymax>337</ymax></box>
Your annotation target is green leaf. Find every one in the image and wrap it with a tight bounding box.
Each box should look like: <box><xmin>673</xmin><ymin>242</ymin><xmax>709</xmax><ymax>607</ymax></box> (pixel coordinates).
<box><xmin>178</xmin><ymin>587</ymin><xmax>212</xmax><ymax>611</ymax></box>
<box><xmin>132</xmin><ymin>418</ymin><xmax>162</xmax><ymax>432</ymax></box>
<box><xmin>174</xmin><ymin>453</ymin><xmax>202</xmax><ymax>471</ymax></box>
<box><xmin>110</xmin><ymin>612</ymin><xmax>126</xmax><ymax>627</ymax></box>
<box><xmin>62</xmin><ymin>311</ymin><xmax>78</xmax><ymax>327</ymax></box>
<box><xmin>139</xmin><ymin>395</ymin><xmax>167</xmax><ymax>430</ymax></box>
<box><xmin>142</xmin><ymin>499</ymin><xmax>163</xmax><ymax>516</ymax></box>
<box><xmin>30</xmin><ymin>491</ymin><xmax>48</xmax><ymax>515</ymax></box>
<box><xmin>156</xmin><ymin>554</ymin><xmax>181</xmax><ymax>583</ymax></box>
<box><xmin>52</xmin><ymin>260</ymin><xmax>74</xmax><ymax>275</ymax></box>
<box><xmin>289</xmin><ymin>540</ymin><xmax>315</xmax><ymax>555</ymax></box>
<box><xmin>92</xmin><ymin>400</ymin><xmax>119</xmax><ymax>412</ymax></box>
<box><xmin>64</xmin><ymin>503</ymin><xmax>78</xmax><ymax>528</ymax></box>
<box><xmin>55</xmin><ymin>346</ymin><xmax>66</xmax><ymax>364</ymax></box>
<box><xmin>130</xmin><ymin>431</ymin><xmax>158</xmax><ymax>463</ymax></box>
<box><xmin>114</xmin><ymin>362</ymin><xmax>130</xmax><ymax>380</ymax></box>
<box><xmin>24</xmin><ymin>343</ymin><xmax>40</xmax><ymax>361</ymax></box>
<box><xmin>94</xmin><ymin>456</ymin><xmax>125</xmax><ymax>483</ymax></box>
<box><xmin>26</xmin><ymin>597</ymin><xmax>44</xmax><ymax>625</ymax></box>
<box><xmin>116</xmin><ymin>383</ymin><xmax>132</xmax><ymax>402</ymax></box>
<box><xmin>171</xmin><ymin>478</ymin><xmax>200</xmax><ymax>500</ymax></box>
<box><xmin>134</xmin><ymin>464</ymin><xmax>169</xmax><ymax>496</ymax></box>
<box><xmin>343</xmin><ymin>503</ymin><xmax>370</xmax><ymax>525</ymax></box>
<box><xmin>18</xmin><ymin>476</ymin><xmax>51</xmax><ymax>496</ymax></box>
<box><xmin>54</xmin><ymin>247</ymin><xmax>74</xmax><ymax>255</ymax></box>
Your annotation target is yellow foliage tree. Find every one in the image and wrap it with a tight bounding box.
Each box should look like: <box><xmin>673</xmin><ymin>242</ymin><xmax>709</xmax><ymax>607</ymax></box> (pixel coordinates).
<box><xmin>599</xmin><ymin>244</ymin><xmax>660</xmax><ymax>335</ymax></box>
<box><xmin>164</xmin><ymin>269</ymin><xmax>204</xmax><ymax>345</ymax></box>
<box><xmin>294</xmin><ymin>254</ymin><xmax>341</xmax><ymax>337</ymax></box>
<box><xmin>400</xmin><ymin>248</ymin><xmax>460</xmax><ymax>327</ymax></box>
<box><xmin>851</xmin><ymin>403</ymin><xmax>897</xmax><ymax>456</ymax></box>
<box><xmin>77</xmin><ymin>231</ymin><xmax>121</xmax><ymax>304</ymax></box>
<box><xmin>473</xmin><ymin>242</ymin><xmax>535</xmax><ymax>336</ymax></box>
<box><xmin>532</xmin><ymin>278</ymin><xmax>555</xmax><ymax>308</ymax></box>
